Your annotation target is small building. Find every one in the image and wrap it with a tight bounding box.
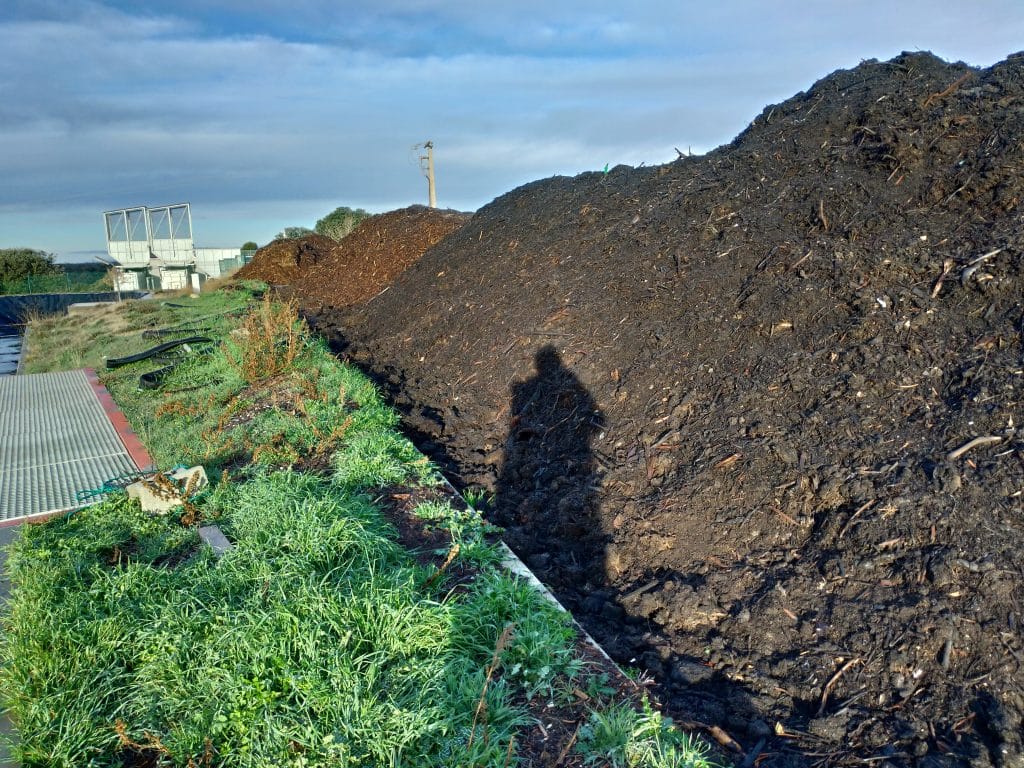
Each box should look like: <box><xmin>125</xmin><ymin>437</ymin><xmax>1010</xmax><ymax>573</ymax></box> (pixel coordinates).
<box><xmin>103</xmin><ymin>203</ymin><xmax>247</xmax><ymax>292</ymax></box>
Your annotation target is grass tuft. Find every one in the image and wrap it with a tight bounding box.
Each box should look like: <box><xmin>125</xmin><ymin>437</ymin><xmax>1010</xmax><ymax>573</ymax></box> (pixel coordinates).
<box><xmin>577</xmin><ymin>700</ymin><xmax>721</xmax><ymax>768</ymax></box>
<box><xmin>333</xmin><ymin>430</ymin><xmax>438</xmax><ymax>490</ymax></box>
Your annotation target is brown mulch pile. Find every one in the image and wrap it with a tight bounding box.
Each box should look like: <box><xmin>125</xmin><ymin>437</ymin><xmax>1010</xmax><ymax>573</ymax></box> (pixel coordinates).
<box><xmin>292</xmin><ymin>206</ymin><xmax>470</xmax><ymax>309</ymax></box>
<box><xmin>309</xmin><ymin>50</ymin><xmax>1024</xmax><ymax>767</ymax></box>
<box><xmin>234</xmin><ymin>234</ymin><xmax>337</xmax><ymax>285</ymax></box>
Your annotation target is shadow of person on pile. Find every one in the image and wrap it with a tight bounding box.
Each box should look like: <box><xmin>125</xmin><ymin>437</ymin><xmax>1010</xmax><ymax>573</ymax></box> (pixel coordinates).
<box><xmin>492</xmin><ymin>346</ymin><xmax>768</xmax><ymax>763</ymax></box>
<box><xmin>492</xmin><ymin>343</ymin><xmax>1001</xmax><ymax>766</ymax></box>
<box><xmin>493</xmin><ymin>345</ymin><xmax>607</xmax><ymax>605</ymax></box>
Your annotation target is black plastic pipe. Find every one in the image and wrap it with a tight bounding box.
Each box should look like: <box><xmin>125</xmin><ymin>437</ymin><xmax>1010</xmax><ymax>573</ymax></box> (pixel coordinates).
<box><xmin>105</xmin><ymin>336</ymin><xmax>212</xmax><ymax>369</ymax></box>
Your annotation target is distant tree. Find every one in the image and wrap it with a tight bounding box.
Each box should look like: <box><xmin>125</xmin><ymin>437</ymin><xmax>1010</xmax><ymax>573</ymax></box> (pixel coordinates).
<box><xmin>315</xmin><ymin>206</ymin><xmax>371</xmax><ymax>241</ymax></box>
<box><xmin>0</xmin><ymin>248</ymin><xmax>61</xmax><ymax>283</ymax></box>
<box><xmin>241</xmin><ymin>241</ymin><xmax>258</xmax><ymax>252</ymax></box>
<box><xmin>274</xmin><ymin>227</ymin><xmax>315</xmax><ymax>240</ymax></box>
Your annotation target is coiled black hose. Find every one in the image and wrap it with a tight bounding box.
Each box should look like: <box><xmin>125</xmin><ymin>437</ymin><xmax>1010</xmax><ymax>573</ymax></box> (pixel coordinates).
<box><xmin>105</xmin><ymin>336</ymin><xmax>212</xmax><ymax>369</ymax></box>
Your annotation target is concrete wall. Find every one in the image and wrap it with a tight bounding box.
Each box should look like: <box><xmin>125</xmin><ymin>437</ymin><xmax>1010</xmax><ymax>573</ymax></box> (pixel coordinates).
<box><xmin>195</xmin><ymin>248</ymin><xmax>243</xmax><ymax>278</ymax></box>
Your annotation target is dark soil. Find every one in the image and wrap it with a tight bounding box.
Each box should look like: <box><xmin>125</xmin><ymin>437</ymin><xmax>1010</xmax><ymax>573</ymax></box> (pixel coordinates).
<box><xmin>234</xmin><ymin>234</ymin><xmax>337</xmax><ymax>285</ymax></box>
<box><xmin>310</xmin><ymin>51</ymin><xmax>1024</xmax><ymax>766</ymax></box>
<box><xmin>291</xmin><ymin>205</ymin><xmax>470</xmax><ymax>309</ymax></box>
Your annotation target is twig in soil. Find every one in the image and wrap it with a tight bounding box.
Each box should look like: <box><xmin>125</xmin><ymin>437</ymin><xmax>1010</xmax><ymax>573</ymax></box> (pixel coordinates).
<box><xmin>553</xmin><ymin>723</ymin><xmax>581</xmax><ymax>766</ymax></box>
<box><xmin>931</xmin><ymin>258</ymin><xmax>955</xmax><ymax>298</ymax></box>
<box><xmin>946</xmin><ymin>435</ymin><xmax>1002</xmax><ymax>461</ymax></box>
<box><xmin>707</xmin><ymin>724</ymin><xmax>744</xmax><ymax>753</ymax></box>
<box><xmin>740</xmin><ymin>738</ymin><xmax>766</xmax><ymax>768</ymax></box>
<box><xmin>818</xmin><ymin>199</ymin><xmax>830</xmax><ymax>232</ymax></box>
<box><xmin>623</xmin><ymin>579</ymin><xmax>660</xmax><ymax>601</ymax></box>
<box><xmin>838</xmin><ymin>500</ymin><xmax>876</xmax><ymax>540</ymax></box>
<box><xmin>999</xmin><ymin>634</ymin><xmax>1024</xmax><ymax>667</ymax></box>
<box><xmin>788</xmin><ymin>251</ymin><xmax>812</xmax><ymax>271</ymax></box>
<box><xmin>940</xmin><ymin>635</ymin><xmax>954</xmax><ymax>670</ymax></box>
<box><xmin>714</xmin><ymin>453</ymin><xmax>742</xmax><ymax>470</ymax></box>
<box><xmin>922</xmin><ymin>72</ymin><xmax>973</xmax><ymax>108</ymax></box>
<box><xmin>817</xmin><ymin>657</ymin><xmax>861</xmax><ymax>716</ymax></box>
<box><xmin>676</xmin><ymin>718</ymin><xmax>743</xmax><ymax>754</ymax></box>
<box><xmin>421</xmin><ymin>543</ymin><xmax>460</xmax><ymax>590</ymax></box>
<box><xmin>776</xmin><ymin>509</ymin><xmax>799</xmax><ymax>526</ymax></box>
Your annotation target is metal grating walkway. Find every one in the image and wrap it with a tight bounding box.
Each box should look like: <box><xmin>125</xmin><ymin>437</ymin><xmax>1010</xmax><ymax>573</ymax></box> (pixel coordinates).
<box><xmin>0</xmin><ymin>370</ymin><xmax>147</xmax><ymax>522</ymax></box>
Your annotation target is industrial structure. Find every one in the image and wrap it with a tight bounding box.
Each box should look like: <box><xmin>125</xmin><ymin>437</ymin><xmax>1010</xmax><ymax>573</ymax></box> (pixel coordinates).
<box><xmin>103</xmin><ymin>203</ymin><xmax>245</xmax><ymax>291</ymax></box>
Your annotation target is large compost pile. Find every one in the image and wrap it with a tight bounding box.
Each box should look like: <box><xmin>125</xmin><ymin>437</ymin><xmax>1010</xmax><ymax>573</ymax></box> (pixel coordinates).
<box><xmin>292</xmin><ymin>206</ymin><xmax>470</xmax><ymax>309</ymax></box>
<box><xmin>311</xmin><ymin>51</ymin><xmax>1024</xmax><ymax>765</ymax></box>
<box><xmin>234</xmin><ymin>234</ymin><xmax>337</xmax><ymax>284</ymax></box>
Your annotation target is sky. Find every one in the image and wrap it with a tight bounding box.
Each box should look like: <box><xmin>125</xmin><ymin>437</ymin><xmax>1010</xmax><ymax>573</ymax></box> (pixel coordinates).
<box><xmin>1</xmin><ymin>2</ymin><xmax>1022</xmax><ymax>261</ymax></box>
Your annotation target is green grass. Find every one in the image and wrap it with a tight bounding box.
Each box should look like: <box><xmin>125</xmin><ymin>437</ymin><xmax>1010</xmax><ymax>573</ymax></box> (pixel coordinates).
<box><xmin>20</xmin><ymin>289</ymin><xmax>255</xmax><ymax>375</ymax></box>
<box><xmin>4</xmin><ymin>286</ymin><xmax>722</xmax><ymax>768</ymax></box>
<box><xmin>2</xmin><ymin>474</ymin><xmax>540</xmax><ymax>766</ymax></box>
<box><xmin>576</xmin><ymin>701</ymin><xmax>719</xmax><ymax>768</ymax></box>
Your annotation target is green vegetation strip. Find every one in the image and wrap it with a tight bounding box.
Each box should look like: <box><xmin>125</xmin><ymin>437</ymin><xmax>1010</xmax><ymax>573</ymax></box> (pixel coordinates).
<box><xmin>0</xmin><ymin>248</ymin><xmax>110</xmax><ymax>296</ymax></box>
<box><xmin>3</xmin><ymin>286</ymin><xmax>717</xmax><ymax>767</ymax></box>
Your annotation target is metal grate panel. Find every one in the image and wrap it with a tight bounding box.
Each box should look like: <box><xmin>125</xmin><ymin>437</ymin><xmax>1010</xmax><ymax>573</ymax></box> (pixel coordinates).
<box><xmin>0</xmin><ymin>370</ymin><xmax>144</xmax><ymax>520</ymax></box>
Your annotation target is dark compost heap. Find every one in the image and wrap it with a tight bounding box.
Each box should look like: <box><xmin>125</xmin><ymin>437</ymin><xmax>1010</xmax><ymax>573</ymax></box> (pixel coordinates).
<box><xmin>312</xmin><ymin>52</ymin><xmax>1024</xmax><ymax>766</ymax></box>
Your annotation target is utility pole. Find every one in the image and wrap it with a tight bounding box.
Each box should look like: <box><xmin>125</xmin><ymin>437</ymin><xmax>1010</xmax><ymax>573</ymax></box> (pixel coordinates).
<box><xmin>418</xmin><ymin>140</ymin><xmax>437</xmax><ymax>208</ymax></box>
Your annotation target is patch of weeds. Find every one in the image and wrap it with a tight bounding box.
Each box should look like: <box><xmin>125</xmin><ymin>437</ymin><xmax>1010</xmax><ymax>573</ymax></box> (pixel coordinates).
<box><xmin>577</xmin><ymin>699</ymin><xmax>720</xmax><ymax>768</ymax></box>
<box><xmin>412</xmin><ymin>499</ymin><xmax>503</xmax><ymax>567</ymax></box>
<box><xmin>98</xmin><ymin>305</ymin><xmax>375</xmax><ymax>473</ymax></box>
<box><xmin>583</xmin><ymin>671</ymin><xmax>618</xmax><ymax>701</ymax></box>
<box><xmin>222</xmin><ymin>293</ymin><xmax>306</xmax><ymax>383</ymax></box>
<box><xmin>333</xmin><ymin>430</ymin><xmax>438</xmax><ymax>490</ymax></box>
<box><xmin>1</xmin><ymin>472</ymin><xmax>540</xmax><ymax>767</ymax></box>
<box><xmin>462</xmin><ymin>487</ymin><xmax>494</xmax><ymax>512</ymax></box>
<box><xmin>452</xmin><ymin>569</ymin><xmax>584</xmax><ymax>702</ymax></box>
<box><xmin>7</xmin><ymin>494</ymin><xmax>198</xmax><ymax>585</ymax></box>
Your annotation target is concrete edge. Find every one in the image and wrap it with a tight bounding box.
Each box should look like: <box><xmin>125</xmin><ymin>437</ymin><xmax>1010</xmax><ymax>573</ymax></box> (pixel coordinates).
<box><xmin>0</xmin><ymin>508</ymin><xmax>71</xmax><ymax>530</ymax></box>
<box><xmin>83</xmin><ymin>368</ymin><xmax>156</xmax><ymax>471</ymax></box>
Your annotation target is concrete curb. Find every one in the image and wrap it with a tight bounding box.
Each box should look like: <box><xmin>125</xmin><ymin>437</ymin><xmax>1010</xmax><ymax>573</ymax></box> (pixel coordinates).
<box><xmin>83</xmin><ymin>368</ymin><xmax>155</xmax><ymax>471</ymax></box>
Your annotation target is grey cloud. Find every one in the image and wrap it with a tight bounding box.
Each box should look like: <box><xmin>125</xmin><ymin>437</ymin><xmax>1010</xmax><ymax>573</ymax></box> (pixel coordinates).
<box><xmin>3</xmin><ymin>0</ymin><xmax>1024</xmax><ymax>258</ymax></box>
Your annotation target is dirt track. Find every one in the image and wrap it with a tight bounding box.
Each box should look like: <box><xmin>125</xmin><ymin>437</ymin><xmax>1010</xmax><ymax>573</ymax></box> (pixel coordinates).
<box><xmin>309</xmin><ymin>51</ymin><xmax>1024</xmax><ymax>766</ymax></box>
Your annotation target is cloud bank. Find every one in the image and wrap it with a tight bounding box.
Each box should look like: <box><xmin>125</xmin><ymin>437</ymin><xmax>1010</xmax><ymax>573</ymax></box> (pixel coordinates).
<box><xmin>1</xmin><ymin>0</ymin><xmax>1022</xmax><ymax>255</ymax></box>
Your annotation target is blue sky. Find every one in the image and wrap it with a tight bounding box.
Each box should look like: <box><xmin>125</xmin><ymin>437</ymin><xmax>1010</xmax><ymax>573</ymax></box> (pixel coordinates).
<box><xmin>1</xmin><ymin>1</ymin><xmax>1022</xmax><ymax>260</ymax></box>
